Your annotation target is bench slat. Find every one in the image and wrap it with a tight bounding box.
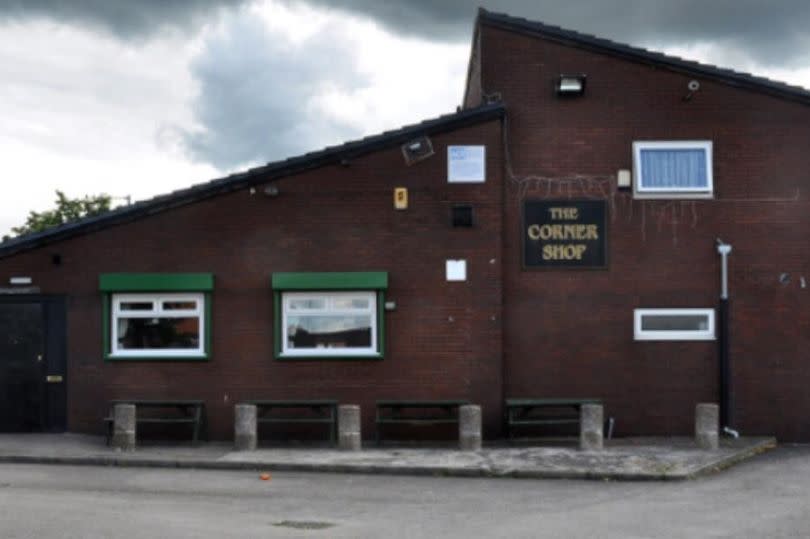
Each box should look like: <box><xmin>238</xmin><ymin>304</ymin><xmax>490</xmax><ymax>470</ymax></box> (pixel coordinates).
<box><xmin>136</xmin><ymin>418</ymin><xmax>198</xmax><ymax>424</ymax></box>
<box><xmin>246</xmin><ymin>400</ymin><xmax>337</xmax><ymax>408</ymax></box>
<box><xmin>104</xmin><ymin>418</ymin><xmax>198</xmax><ymax>424</ymax></box>
<box><xmin>377</xmin><ymin>419</ymin><xmax>459</xmax><ymax>425</ymax></box>
<box><xmin>505</xmin><ymin>398</ymin><xmax>600</xmax><ymax>406</ymax></box>
<box><xmin>508</xmin><ymin>419</ymin><xmax>580</xmax><ymax>426</ymax></box>
<box><xmin>377</xmin><ymin>400</ymin><xmax>469</xmax><ymax>408</ymax></box>
<box><xmin>258</xmin><ymin>418</ymin><xmax>335</xmax><ymax>424</ymax></box>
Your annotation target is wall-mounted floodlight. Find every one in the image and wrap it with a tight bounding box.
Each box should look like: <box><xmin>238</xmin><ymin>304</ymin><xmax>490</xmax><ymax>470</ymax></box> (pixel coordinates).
<box><xmin>557</xmin><ymin>74</ymin><xmax>587</xmax><ymax>96</ymax></box>
<box><xmin>401</xmin><ymin>136</ymin><xmax>434</xmax><ymax>165</ymax></box>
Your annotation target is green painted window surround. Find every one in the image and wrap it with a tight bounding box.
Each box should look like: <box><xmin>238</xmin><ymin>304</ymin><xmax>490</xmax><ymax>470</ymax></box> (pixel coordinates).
<box><xmin>100</xmin><ymin>273</ymin><xmax>214</xmax><ymax>362</ymax></box>
<box><xmin>272</xmin><ymin>271</ymin><xmax>388</xmax><ymax>361</ymax></box>
<box><xmin>272</xmin><ymin>271</ymin><xmax>388</xmax><ymax>291</ymax></box>
<box><xmin>99</xmin><ymin>273</ymin><xmax>214</xmax><ymax>292</ymax></box>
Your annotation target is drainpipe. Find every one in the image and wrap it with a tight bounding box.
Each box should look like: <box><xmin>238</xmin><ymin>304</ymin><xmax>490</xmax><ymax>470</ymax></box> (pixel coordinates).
<box><xmin>716</xmin><ymin>239</ymin><xmax>738</xmax><ymax>437</ymax></box>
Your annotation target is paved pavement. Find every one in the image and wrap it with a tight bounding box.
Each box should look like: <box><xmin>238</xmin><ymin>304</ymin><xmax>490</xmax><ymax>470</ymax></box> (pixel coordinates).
<box><xmin>1</xmin><ymin>447</ymin><xmax>810</xmax><ymax>538</ymax></box>
<box><xmin>0</xmin><ymin>433</ymin><xmax>775</xmax><ymax>480</ymax></box>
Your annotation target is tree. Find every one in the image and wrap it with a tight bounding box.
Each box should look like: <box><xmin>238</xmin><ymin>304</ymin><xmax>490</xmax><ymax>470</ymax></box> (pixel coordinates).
<box><xmin>4</xmin><ymin>190</ymin><xmax>112</xmax><ymax>240</ymax></box>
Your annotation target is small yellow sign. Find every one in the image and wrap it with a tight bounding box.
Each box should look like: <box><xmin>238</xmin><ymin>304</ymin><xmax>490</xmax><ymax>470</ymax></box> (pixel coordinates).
<box><xmin>46</xmin><ymin>375</ymin><xmax>63</xmax><ymax>383</ymax></box>
<box><xmin>394</xmin><ymin>187</ymin><xmax>408</xmax><ymax>210</ymax></box>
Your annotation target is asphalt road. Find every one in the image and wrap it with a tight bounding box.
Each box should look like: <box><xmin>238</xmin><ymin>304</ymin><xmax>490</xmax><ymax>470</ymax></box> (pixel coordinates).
<box><xmin>1</xmin><ymin>446</ymin><xmax>809</xmax><ymax>538</ymax></box>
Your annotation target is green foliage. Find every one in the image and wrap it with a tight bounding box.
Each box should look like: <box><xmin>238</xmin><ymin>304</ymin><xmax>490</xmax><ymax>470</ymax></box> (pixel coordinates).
<box><xmin>4</xmin><ymin>190</ymin><xmax>112</xmax><ymax>240</ymax></box>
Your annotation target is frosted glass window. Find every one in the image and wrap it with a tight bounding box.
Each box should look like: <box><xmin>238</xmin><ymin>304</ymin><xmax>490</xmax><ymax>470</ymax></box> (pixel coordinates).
<box><xmin>633</xmin><ymin>141</ymin><xmax>713</xmax><ymax>197</ymax></box>
<box><xmin>634</xmin><ymin>308</ymin><xmax>715</xmax><ymax>341</ymax></box>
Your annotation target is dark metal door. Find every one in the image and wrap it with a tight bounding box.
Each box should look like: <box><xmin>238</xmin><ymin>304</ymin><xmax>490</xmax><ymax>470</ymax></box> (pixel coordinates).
<box><xmin>0</xmin><ymin>297</ymin><xmax>66</xmax><ymax>432</ymax></box>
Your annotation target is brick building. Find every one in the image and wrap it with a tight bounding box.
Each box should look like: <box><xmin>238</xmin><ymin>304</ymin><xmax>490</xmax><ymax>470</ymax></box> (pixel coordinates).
<box><xmin>1</xmin><ymin>9</ymin><xmax>809</xmax><ymax>441</ymax></box>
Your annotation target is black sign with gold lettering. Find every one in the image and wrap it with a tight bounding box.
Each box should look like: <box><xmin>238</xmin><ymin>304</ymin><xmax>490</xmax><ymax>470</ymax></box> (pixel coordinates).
<box><xmin>523</xmin><ymin>199</ymin><xmax>607</xmax><ymax>269</ymax></box>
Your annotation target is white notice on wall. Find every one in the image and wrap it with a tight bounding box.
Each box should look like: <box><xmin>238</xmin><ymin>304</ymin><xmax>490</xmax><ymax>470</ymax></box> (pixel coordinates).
<box><xmin>446</xmin><ymin>259</ymin><xmax>467</xmax><ymax>282</ymax></box>
<box><xmin>447</xmin><ymin>145</ymin><xmax>486</xmax><ymax>183</ymax></box>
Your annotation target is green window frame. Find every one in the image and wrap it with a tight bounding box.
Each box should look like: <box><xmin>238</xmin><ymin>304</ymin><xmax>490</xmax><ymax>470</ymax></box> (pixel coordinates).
<box><xmin>99</xmin><ymin>273</ymin><xmax>214</xmax><ymax>361</ymax></box>
<box><xmin>272</xmin><ymin>272</ymin><xmax>388</xmax><ymax>360</ymax></box>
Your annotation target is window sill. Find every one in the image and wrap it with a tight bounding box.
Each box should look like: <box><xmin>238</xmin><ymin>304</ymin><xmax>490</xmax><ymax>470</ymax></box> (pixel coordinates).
<box><xmin>105</xmin><ymin>354</ymin><xmax>209</xmax><ymax>362</ymax></box>
<box><xmin>275</xmin><ymin>353</ymin><xmax>384</xmax><ymax>361</ymax></box>
<box><xmin>633</xmin><ymin>336</ymin><xmax>716</xmax><ymax>342</ymax></box>
<box><xmin>632</xmin><ymin>192</ymin><xmax>714</xmax><ymax>200</ymax></box>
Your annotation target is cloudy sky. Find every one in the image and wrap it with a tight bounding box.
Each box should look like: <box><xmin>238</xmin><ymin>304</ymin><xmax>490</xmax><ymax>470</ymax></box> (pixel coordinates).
<box><xmin>1</xmin><ymin>0</ymin><xmax>809</xmax><ymax>236</ymax></box>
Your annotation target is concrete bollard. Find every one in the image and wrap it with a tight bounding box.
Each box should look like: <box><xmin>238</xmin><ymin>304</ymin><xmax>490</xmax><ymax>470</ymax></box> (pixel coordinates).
<box><xmin>111</xmin><ymin>403</ymin><xmax>136</xmax><ymax>451</ymax></box>
<box><xmin>695</xmin><ymin>403</ymin><xmax>720</xmax><ymax>450</ymax></box>
<box><xmin>338</xmin><ymin>405</ymin><xmax>362</xmax><ymax>451</ymax></box>
<box><xmin>459</xmin><ymin>405</ymin><xmax>482</xmax><ymax>451</ymax></box>
<box><xmin>580</xmin><ymin>404</ymin><xmax>604</xmax><ymax>451</ymax></box>
<box><xmin>234</xmin><ymin>404</ymin><xmax>257</xmax><ymax>451</ymax></box>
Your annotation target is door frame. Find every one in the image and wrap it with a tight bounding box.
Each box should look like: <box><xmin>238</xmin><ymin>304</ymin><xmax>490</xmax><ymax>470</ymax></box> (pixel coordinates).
<box><xmin>0</xmin><ymin>294</ymin><xmax>67</xmax><ymax>432</ymax></box>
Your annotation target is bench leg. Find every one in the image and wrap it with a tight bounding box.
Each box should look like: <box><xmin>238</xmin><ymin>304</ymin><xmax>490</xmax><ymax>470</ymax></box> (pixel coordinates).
<box><xmin>504</xmin><ymin>409</ymin><xmax>513</xmax><ymax>441</ymax></box>
<box><xmin>192</xmin><ymin>408</ymin><xmax>202</xmax><ymax>445</ymax></box>
<box><xmin>327</xmin><ymin>406</ymin><xmax>334</xmax><ymax>446</ymax></box>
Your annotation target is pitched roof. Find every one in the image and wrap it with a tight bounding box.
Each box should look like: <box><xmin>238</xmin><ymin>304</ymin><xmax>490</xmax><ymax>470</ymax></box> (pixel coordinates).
<box><xmin>0</xmin><ymin>103</ymin><xmax>504</xmax><ymax>258</ymax></box>
<box><xmin>478</xmin><ymin>8</ymin><xmax>810</xmax><ymax>106</ymax></box>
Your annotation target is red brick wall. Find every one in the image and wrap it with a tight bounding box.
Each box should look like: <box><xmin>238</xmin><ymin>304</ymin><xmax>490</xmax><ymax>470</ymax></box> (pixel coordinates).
<box><xmin>4</xmin><ymin>23</ymin><xmax>810</xmax><ymax>443</ymax></box>
<box><xmin>0</xmin><ymin>120</ymin><xmax>505</xmax><ymax>440</ymax></box>
<box><xmin>480</xmin><ymin>23</ymin><xmax>810</xmax><ymax>440</ymax></box>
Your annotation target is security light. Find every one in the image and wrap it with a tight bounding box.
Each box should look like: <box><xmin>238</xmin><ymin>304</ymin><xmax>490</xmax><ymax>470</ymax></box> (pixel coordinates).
<box><xmin>557</xmin><ymin>74</ymin><xmax>587</xmax><ymax>96</ymax></box>
<box><xmin>401</xmin><ymin>136</ymin><xmax>434</xmax><ymax>165</ymax></box>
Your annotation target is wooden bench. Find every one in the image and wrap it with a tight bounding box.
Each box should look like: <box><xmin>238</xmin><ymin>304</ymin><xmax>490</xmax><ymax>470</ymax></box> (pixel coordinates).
<box><xmin>375</xmin><ymin>400</ymin><xmax>469</xmax><ymax>445</ymax></box>
<box><xmin>104</xmin><ymin>399</ymin><xmax>206</xmax><ymax>445</ymax></box>
<box><xmin>504</xmin><ymin>398</ymin><xmax>602</xmax><ymax>440</ymax></box>
<box><xmin>243</xmin><ymin>400</ymin><xmax>338</xmax><ymax>445</ymax></box>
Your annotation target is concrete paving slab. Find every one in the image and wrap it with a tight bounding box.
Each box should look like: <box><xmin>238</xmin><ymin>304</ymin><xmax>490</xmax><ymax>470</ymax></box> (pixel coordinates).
<box><xmin>0</xmin><ymin>433</ymin><xmax>775</xmax><ymax>481</ymax></box>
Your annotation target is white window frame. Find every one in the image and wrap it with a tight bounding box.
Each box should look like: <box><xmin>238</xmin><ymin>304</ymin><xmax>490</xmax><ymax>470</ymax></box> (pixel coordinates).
<box><xmin>634</xmin><ymin>308</ymin><xmax>716</xmax><ymax>341</ymax></box>
<box><xmin>111</xmin><ymin>292</ymin><xmax>206</xmax><ymax>358</ymax></box>
<box><xmin>281</xmin><ymin>291</ymin><xmax>378</xmax><ymax>358</ymax></box>
<box><xmin>632</xmin><ymin>140</ymin><xmax>713</xmax><ymax>199</ymax></box>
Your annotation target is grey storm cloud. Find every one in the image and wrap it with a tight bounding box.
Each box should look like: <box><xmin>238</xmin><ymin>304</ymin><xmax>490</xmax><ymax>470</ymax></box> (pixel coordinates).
<box><xmin>0</xmin><ymin>0</ymin><xmax>249</xmax><ymax>38</ymax></box>
<box><xmin>6</xmin><ymin>0</ymin><xmax>809</xmax><ymax>172</ymax></box>
<box><xmin>175</xmin><ymin>14</ymin><xmax>366</xmax><ymax>170</ymax></box>
<box><xmin>294</xmin><ymin>0</ymin><xmax>810</xmax><ymax>65</ymax></box>
<box><xmin>6</xmin><ymin>0</ymin><xmax>808</xmax><ymax>65</ymax></box>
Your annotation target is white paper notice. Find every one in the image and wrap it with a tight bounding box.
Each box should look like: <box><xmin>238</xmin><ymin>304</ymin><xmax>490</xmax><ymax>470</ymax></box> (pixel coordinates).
<box><xmin>447</xmin><ymin>146</ymin><xmax>486</xmax><ymax>183</ymax></box>
<box><xmin>446</xmin><ymin>259</ymin><xmax>467</xmax><ymax>281</ymax></box>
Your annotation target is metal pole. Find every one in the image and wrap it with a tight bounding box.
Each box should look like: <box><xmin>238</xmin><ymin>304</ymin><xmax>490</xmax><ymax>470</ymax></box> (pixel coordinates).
<box><xmin>718</xmin><ymin>298</ymin><xmax>731</xmax><ymax>428</ymax></box>
<box><xmin>716</xmin><ymin>240</ymin><xmax>733</xmax><ymax>430</ymax></box>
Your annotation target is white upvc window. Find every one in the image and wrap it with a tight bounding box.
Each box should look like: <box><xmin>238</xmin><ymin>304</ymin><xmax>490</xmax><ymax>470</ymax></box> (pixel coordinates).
<box><xmin>111</xmin><ymin>293</ymin><xmax>205</xmax><ymax>357</ymax></box>
<box><xmin>633</xmin><ymin>140</ymin><xmax>713</xmax><ymax>198</ymax></box>
<box><xmin>634</xmin><ymin>308</ymin><xmax>716</xmax><ymax>341</ymax></box>
<box><xmin>281</xmin><ymin>291</ymin><xmax>377</xmax><ymax>357</ymax></box>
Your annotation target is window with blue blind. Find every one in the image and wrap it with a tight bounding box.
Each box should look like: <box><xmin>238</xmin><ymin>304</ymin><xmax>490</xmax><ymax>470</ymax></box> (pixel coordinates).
<box><xmin>632</xmin><ymin>141</ymin><xmax>713</xmax><ymax>197</ymax></box>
